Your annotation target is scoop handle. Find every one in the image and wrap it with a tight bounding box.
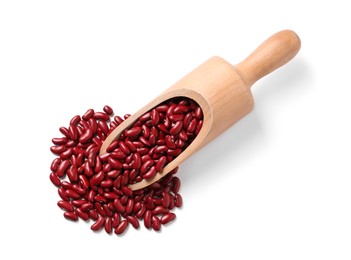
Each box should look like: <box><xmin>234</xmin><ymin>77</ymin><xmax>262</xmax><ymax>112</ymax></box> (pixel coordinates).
<box><xmin>235</xmin><ymin>30</ymin><xmax>301</xmax><ymax>86</ymax></box>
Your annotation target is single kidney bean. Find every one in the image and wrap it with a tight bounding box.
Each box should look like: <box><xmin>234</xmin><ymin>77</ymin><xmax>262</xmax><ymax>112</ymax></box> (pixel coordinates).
<box><xmin>82</xmin><ymin>109</ymin><xmax>94</xmax><ymax>120</ymax></box>
<box><xmin>57</xmin><ymin>200</ymin><xmax>74</xmax><ymax>212</ymax></box>
<box><xmin>76</xmin><ymin>208</ymin><xmax>89</xmax><ymax>221</ymax></box>
<box><xmin>104</xmin><ymin>217</ymin><xmax>112</xmax><ymax>233</ymax></box>
<box><xmin>152</xmin><ymin>206</ymin><xmax>169</xmax><ymax>215</ymax></box>
<box><xmin>143</xmin><ymin>166</ymin><xmax>157</xmax><ymax>180</ymax></box>
<box><xmin>50</xmin><ymin>158</ymin><xmax>61</xmax><ymax>172</ymax></box>
<box><xmin>174</xmin><ymin>194</ymin><xmax>183</xmax><ymax>208</ymax></box>
<box><xmin>112</xmin><ymin>213</ymin><xmax>121</xmax><ymax>228</ymax></box>
<box><xmin>71</xmin><ymin>199</ymin><xmax>87</xmax><ymax>207</ymax></box>
<box><xmin>88</xmin><ymin>209</ymin><xmax>99</xmax><ymax>221</ymax></box>
<box><xmin>64</xmin><ymin>212</ymin><xmax>78</xmax><ymax>221</ymax></box>
<box><xmin>155</xmin><ymin>156</ymin><xmax>167</xmax><ymax>172</ymax></box>
<box><xmin>172</xmin><ymin>177</ymin><xmax>181</xmax><ymax>194</ymax></box>
<box><xmin>162</xmin><ymin>192</ymin><xmax>171</xmax><ymax>208</ymax></box>
<box><xmin>93</xmin><ymin>112</ymin><xmax>110</xmax><ymax>121</ymax></box>
<box><xmin>160</xmin><ymin>213</ymin><xmax>176</xmax><ymax>225</ymax></box>
<box><xmin>113</xmin><ymin>199</ymin><xmax>125</xmax><ymax>213</ymax></box>
<box><xmin>144</xmin><ymin>210</ymin><xmax>152</xmax><ymax>229</ymax></box>
<box><xmin>91</xmin><ymin>216</ymin><xmax>105</xmax><ymax>231</ymax></box>
<box><xmin>69</xmin><ymin>125</ymin><xmax>79</xmax><ymax>141</ymax></box>
<box><xmin>52</xmin><ymin>137</ymin><xmax>68</xmax><ymax>145</ymax></box>
<box><xmin>124</xmin><ymin>127</ymin><xmax>142</xmax><ymax>138</ymax></box>
<box><xmin>50</xmin><ymin>145</ymin><xmax>66</xmax><ymax>155</ymax></box>
<box><xmin>50</xmin><ymin>172</ymin><xmax>61</xmax><ymax>186</ymax></box>
<box><xmin>115</xmin><ymin>220</ymin><xmax>128</xmax><ymax>235</ymax></box>
<box><xmin>59</xmin><ymin>126</ymin><xmax>71</xmax><ymax>138</ymax></box>
<box><xmin>79</xmin><ymin>128</ymin><xmax>93</xmax><ymax>144</ymax></box>
<box><xmin>125</xmin><ymin>199</ymin><xmax>134</xmax><ymax>214</ymax></box>
<box><xmin>140</xmin><ymin>159</ymin><xmax>154</xmax><ymax>174</ymax></box>
<box><xmin>107</xmin><ymin>157</ymin><xmax>122</xmax><ymax>170</ymax></box>
<box><xmin>66</xmin><ymin>189</ymin><xmax>81</xmax><ymax>199</ymax></box>
<box><xmin>58</xmin><ymin>188</ymin><xmax>69</xmax><ymax>201</ymax></box>
<box><xmin>126</xmin><ymin>216</ymin><xmax>139</xmax><ymax>229</ymax></box>
<box><xmin>81</xmin><ymin>202</ymin><xmax>93</xmax><ymax>212</ymax></box>
<box><xmin>151</xmin><ymin>216</ymin><xmax>161</xmax><ymax>231</ymax></box>
<box><xmin>71</xmin><ymin>184</ymin><xmax>85</xmax><ymax>195</ymax></box>
<box><xmin>103</xmin><ymin>105</ymin><xmax>113</xmax><ymax>115</ymax></box>
<box><xmin>90</xmin><ymin>171</ymin><xmax>105</xmax><ymax>186</ymax></box>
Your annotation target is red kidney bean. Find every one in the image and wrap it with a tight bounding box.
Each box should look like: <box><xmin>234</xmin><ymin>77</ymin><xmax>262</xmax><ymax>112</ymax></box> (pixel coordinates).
<box><xmin>166</xmin><ymin>104</ymin><xmax>176</xmax><ymax>117</ymax></box>
<box><xmin>145</xmin><ymin>197</ymin><xmax>155</xmax><ymax>210</ymax></box>
<box><xmin>93</xmin><ymin>112</ymin><xmax>110</xmax><ymax>121</ymax></box>
<box><xmin>170</xmin><ymin>121</ymin><xmax>183</xmax><ymax>135</ymax></box>
<box><xmin>169</xmin><ymin>114</ymin><xmax>184</xmax><ymax>122</ymax></box>
<box><xmin>174</xmin><ymin>194</ymin><xmax>183</xmax><ymax>207</ymax></box>
<box><xmin>71</xmin><ymin>184</ymin><xmax>85</xmax><ymax>195</ymax></box>
<box><xmin>50</xmin><ymin>172</ymin><xmax>61</xmax><ymax>186</ymax></box>
<box><xmin>52</xmin><ymin>137</ymin><xmax>68</xmax><ymax>145</ymax></box>
<box><xmin>172</xmin><ymin>177</ymin><xmax>181</xmax><ymax>193</ymax></box>
<box><xmin>195</xmin><ymin>120</ymin><xmax>203</xmax><ymax>135</ymax></box>
<box><xmin>81</xmin><ymin>202</ymin><xmax>93</xmax><ymax>212</ymax></box>
<box><xmin>156</xmin><ymin>104</ymin><xmax>169</xmax><ymax>112</ymax></box>
<box><xmin>152</xmin><ymin>206</ymin><xmax>169</xmax><ymax>215</ymax></box>
<box><xmin>103</xmin><ymin>105</ymin><xmax>113</xmax><ymax>115</ymax></box>
<box><xmin>82</xmin><ymin>109</ymin><xmax>94</xmax><ymax>120</ymax></box>
<box><xmin>169</xmin><ymin>194</ymin><xmax>175</xmax><ymax>210</ymax></box>
<box><xmin>59</xmin><ymin>126</ymin><xmax>71</xmax><ymax>138</ymax></box>
<box><xmin>79</xmin><ymin>128</ymin><xmax>93</xmax><ymax>144</ymax></box>
<box><xmin>56</xmin><ymin>160</ymin><xmax>70</xmax><ymax>178</ymax></box>
<box><xmin>151</xmin><ymin>216</ymin><xmax>161</xmax><ymax>231</ymax></box>
<box><xmin>142</xmin><ymin>125</ymin><xmax>150</xmax><ymax>138</ymax></box>
<box><xmin>154</xmin><ymin>145</ymin><xmax>168</xmax><ymax>154</ymax></box>
<box><xmin>194</xmin><ymin>106</ymin><xmax>203</xmax><ymax>119</ymax></box>
<box><xmin>121</xmin><ymin>186</ymin><xmax>133</xmax><ymax>197</ymax></box>
<box><xmin>187</xmin><ymin>118</ymin><xmax>197</xmax><ymax>133</ymax></box>
<box><xmin>103</xmin><ymin>204</ymin><xmax>113</xmax><ymax>217</ymax></box>
<box><xmin>157</xmin><ymin>124</ymin><xmax>169</xmax><ymax>134</ymax></box>
<box><xmin>179</xmin><ymin>130</ymin><xmax>188</xmax><ymax>141</ymax></box>
<box><xmin>50</xmin><ymin>158</ymin><xmax>61</xmax><ymax>171</ymax></box>
<box><xmin>64</xmin><ymin>212</ymin><xmax>78</xmax><ymax>221</ymax></box>
<box><xmin>136</xmin><ymin>204</ymin><xmax>146</xmax><ymax>219</ymax></box>
<box><xmin>174</xmin><ymin>105</ymin><xmax>189</xmax><ymax>114</ymax></box>
<box><xmin>71</xmin><ymin>199</ymin><xmax>87</xmax><ymax>207</ymax></box>
<box><xmin>167</xmin><ymin>148</ymin><xmax>182</xmax><ymax>157</ymax></box>
<box><xmin>125</xmin><ymin>140</ymin><xmax>137</xmax><ymax>153</ymax></box>
<box><xmin>140</xmin><ymin>159</ymin><xmax>154</xmax><ymax>174</ymax></box>
<box><xmin>104</xmin><ymin>217</ymin><xmax>112</xmax><ymax>233</ymax></box>
<box><xmin>76</xmin><ymin>208</ymin><xmax>89</xmax><ymax>220</ymax></box>
<box><xmin>155</xmin><ymin>156</ymin><xmax>167</xmax><ymax>172</ymax></box>
<box><xmin>165</xmin><ymin>135</ymin><xmax>176</xmax><ymax>149</ymax></box>
<box><xmin>160</xmin><ymin>213</ymin><xmax>176</xmax><ymax>225</ymax></box>
<box><xmin>88</xmin><ymin>209</ymin><xmax>98</xmax><ymax>221</ymax></box>
<box><xmin>98</xmin><ymin>120</ymin><xmax>109</xmax><ymax>135</ymax></box>
<box><xmin>66</xmin><ymin>165</ymin><xmax>78</xmax><ymax>183</ymax></box>
<box><xmin>50</xmin><ymin>145</ymin><xmax>66</xmax><ymax>154</ymax></box>
<box><xmin>66</xmin><ymin>189</ymin><xmax>80</xmax><ymax>199</ymax></box>
<box><xmin>113</xmin><ymin>199</ymin><xmax>125</xmax><ymax>213</ymax></box>
<box><xmin>91</xmin><ymin>216</ymin><xmax>105</xmax><ymax>231</ymax></box>
<box><xmin>103</xmin><ymin>192</ymin><xmax>119</xmax><ymax>200</ymax></box>
<box><xmin>124</xmin><ymin>127</ymin><xmax>142</xmax><ymax>138</ymax></box>
<box><xmin>90</xmin><ymin>171</ymin><xmax>105</xmax><ymax>186</ymax></box>
<box><xmin>112</xmin><ymin>213</ymin><xmax>120</xmax><ymax>228</ymax></box>
<box><xmin>94</xmin><ymin>195</ymin><xmax>107</xmax><ymax>203</ymax></box>
<box><xmin>125</xmin><ymin>199</ymin><xmax>134</xmax><ymax>214</ymax></box>
<box><xmin>144</xmin><ymin>210</ymin><xmax>152</xmax><ymax>229</ymax></box>
<box><xmin>69</xmin><ymin>125</ymin><xmax>79</xmax><ymax>141</ymax></box>
<box><xmin>162</xmin><ymin>192</ymin><xmax>171</xmax><ymax>208</ymax></box>
<box><xmin>83</xmin><ymin>162</ymin><xmax>93</xmax><ymax>177</ymax></box>
<box><xmin>151</xmin><ymin>109</ymin><xmax>159</xmax><ymax>125</ymax></box>
<box><xmin>70</xmin><ymin>115</ymin><xmax>81</xmax><ymax>126</ymax></box>
<box><xmin>183</xmin><ymin>113</ymin><xmax>192</xmax><ymax>128</ymax></box>
<box><xmin>57</xmin><ymin>200</ymin><xmax>74</xmax><ymax>212</ymax></box>
<box><xmin>57</xmin><ymin>188</ymin><xmax>69</xmax><ymax>201</ymax></box>
<box><xmin>139</xmin><ymin>112</ymin><xmax>151</xmax><ymax>122</ymax></box>
<box><xmin>95</xmin><ymin>202</ymin><xmax>106</xmax><ymax>216</ymax></box>
<box><xmin>106</xmin><ymin>140</ymin><xmax>119</xmax><ymax>153</ymax></box>
<box><xmin>143</xmin><ymin>166</ymin><xmax>157</xmax><ymax>180</ymax></box>
<box><xmin>108</xmin><ymin>157</ymin><xmax>122</xmax><ymax>169</ymax></box>
<box><xmin>115</xmin><ymin>220</ymin><xmax>128</xmax><ymax>235</ymax></box>
<box><xmin>100</xmin><ymin>179</ymin><xmax>113</xmax><ymax>188</ymax></box>
<box><xmin>124</xmin><ymin>114</ymin><xmax>131</xmax><ymax>119</ymax></box>
<box><xmin>126</xmin><ymin>216</ymin><xmax>139</xmax><ymax>229</ymax></box>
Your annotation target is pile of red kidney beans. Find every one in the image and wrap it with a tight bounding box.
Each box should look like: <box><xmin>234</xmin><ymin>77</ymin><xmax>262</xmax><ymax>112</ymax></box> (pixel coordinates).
<box><xmin>50</xmin><ymin>97</ymin><xmax>203</xmax><ymax>235</ymax></box>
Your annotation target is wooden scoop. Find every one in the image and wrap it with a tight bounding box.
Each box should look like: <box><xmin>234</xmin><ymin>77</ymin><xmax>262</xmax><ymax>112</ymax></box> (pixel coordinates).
<box><xmin>100</xmin><ymin>30</ymin><xmax>301</xmax><ymax>190</ymax></box>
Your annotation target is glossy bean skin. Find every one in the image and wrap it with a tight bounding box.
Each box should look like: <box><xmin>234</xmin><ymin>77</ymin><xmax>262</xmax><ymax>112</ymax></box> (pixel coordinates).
<box><xmin>50</xmin><ymin>172</ymin><xmax>61</xmax><ymax>186</ymax></box>
<box><xmin>144</xmin><ymin>210</ymin><xmax>152</xmax><ymax>229</ymax></box>
<box><xmin>91</xmin><ymin>216</ymin><xmax>105</xmax><ymax>231</ymax></box>
<box><xmin>64</xmin><ymin>212</ymin><xmax>78</xmax><ymax>221</ymax></box>
<box><xmin>151</xmin><ymin>216</ymin><xmax>161</xmax><ymax>231</ymax></box>
<box><xmin>160</xmin><ymin>213</ymin><xmax>176</xmax><ymax>225</ymax></box>
<box><xmin>126</xmin><ymin>216</ymin><xmax>139</xmax><ymax>229</ymax></box>
<box><xmin>57</xmin><ymin>200</ymin><xmax>74</xmax><ymax>212</ymax></box>
<box><xmin>115</xmin><ymin>220</ymin><xmax>128</xmax><ymax>235</ymax></box>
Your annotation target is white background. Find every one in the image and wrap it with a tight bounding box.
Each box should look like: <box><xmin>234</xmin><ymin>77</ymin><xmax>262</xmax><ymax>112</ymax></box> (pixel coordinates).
<box><xmin>0</xmin><ymin>1</ymin><xmax>350</xmax><ymax>259</ymax></box>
